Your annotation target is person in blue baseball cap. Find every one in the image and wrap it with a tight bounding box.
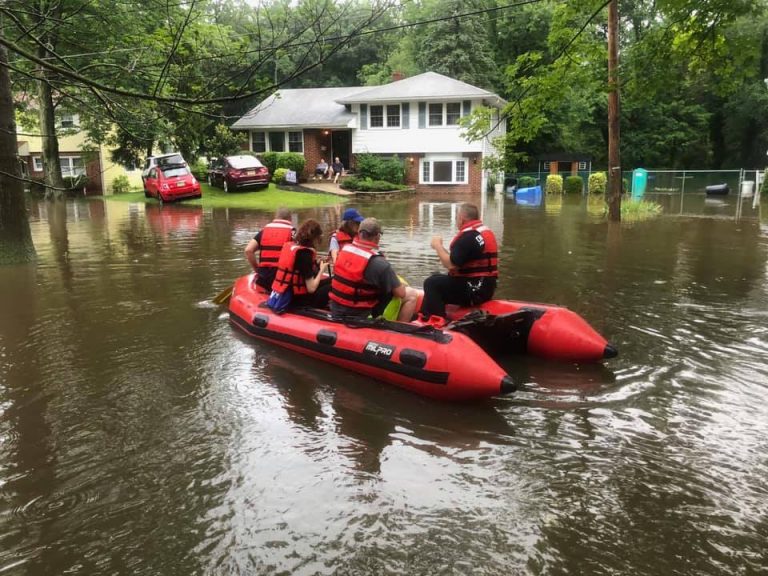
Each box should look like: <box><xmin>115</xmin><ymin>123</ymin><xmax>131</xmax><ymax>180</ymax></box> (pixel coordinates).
<box><xmin>329</xmin><ymin>208</ymin><xmax>364</xmax><ymax>263</ymax></box>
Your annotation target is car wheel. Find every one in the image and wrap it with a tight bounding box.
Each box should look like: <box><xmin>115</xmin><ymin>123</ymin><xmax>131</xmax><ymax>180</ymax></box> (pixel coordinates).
<box><xmin>223</xmin><ymin>180</ymin><xmax>229</xmax><ymax>193</ymax></box>
<box><xmin>144</xmin><ymin>188</ymin><xmax>151</xmax><ymax>198</ymax></box>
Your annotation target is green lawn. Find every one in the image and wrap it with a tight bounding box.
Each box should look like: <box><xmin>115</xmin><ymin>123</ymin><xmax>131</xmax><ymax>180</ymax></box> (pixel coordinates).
<box><xmin>106</xmin><ymin>183</ymin><xmax>342</xmax><ymax>209</ymax></box>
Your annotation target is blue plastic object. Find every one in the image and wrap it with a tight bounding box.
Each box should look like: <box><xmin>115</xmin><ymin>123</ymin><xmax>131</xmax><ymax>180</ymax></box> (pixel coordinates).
<box><xmin>515</xmin><ymin>186</ymin><xmax>542</xmax><ymax>206</ymax></box>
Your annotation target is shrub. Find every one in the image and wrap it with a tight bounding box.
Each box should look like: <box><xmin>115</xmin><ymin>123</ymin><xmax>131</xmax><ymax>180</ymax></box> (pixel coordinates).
<box><xmin>275</xmin><ymin>152</ymin><xmax>305</xmax><ymax>175</ymax></box>
<box><xmin>354</xmin><ymin>153</ymin><xmax>405</xmax><ymax>184</ymax></box>
<box><xmin>112</xmin><ymin>174</ymin><xmax>131</xmax><ymax>194</ymax></box>
<box><xmin>191</xmin><ymin>159</ymin><xmax>208</xmax><ymax>181</ymax></box>
<box><xmin>273</xmin><ymin>168</ymin><xmax>289</xmax><ymax>184</ymax></box>
<box><xmin>260</xmin><ymin>151</ymin><xmax>279</xmax><ymax>177</ymax></box>
<box><xmin>545</xmin><ymin>174</ymin><xmax>563</xmax><ymax>195</ymax></box>
<box><xmin>565</xmin><ymin>175</ymin><xmax>584</xmax><ymax>194</ymax></box>
<box><xmin>340</xmin><ymin>176</ymin><xmax>408</xmax><ymax>192</ymax></box>
<box><xmin>518</xmin><ymin>176</ymin><xmax>537</xmax><ymax>188</ymax></box>
<box><xmin>588</xmin><ymin>172</ymin><xmax>607</xmax><ymax>195</ymax></box>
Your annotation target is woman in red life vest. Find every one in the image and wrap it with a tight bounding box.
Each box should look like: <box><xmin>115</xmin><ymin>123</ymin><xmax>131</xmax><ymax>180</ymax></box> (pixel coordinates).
<box><xmin>271</xmin><ymin>219</ymin><xmax>331</xmax><ymax>308</ymax></box>
<box><xmin>420</xmin><ymin>203</ymin><xmax>498</xmax><ymax>321</ymax></box>
<box><xmin>328</xmin><ymin>207</ymin><xmax>364</xmax><ymax>264</ymax></box>
<box><xmin>244</xmin><ymin>207</ymin><xmax>295</xmax><ymax>291</ymax></box>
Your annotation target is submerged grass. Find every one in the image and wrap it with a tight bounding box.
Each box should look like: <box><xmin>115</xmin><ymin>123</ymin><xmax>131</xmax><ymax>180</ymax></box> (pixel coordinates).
<box><xmin>106</xmin><ymin>183</ymin><xmax>341</xmax><ymax>209</ymax></box>
<box><xmin>586</xmin><ymin>196</ymin><xmax>663</xmax><ymax>222</ymax></box>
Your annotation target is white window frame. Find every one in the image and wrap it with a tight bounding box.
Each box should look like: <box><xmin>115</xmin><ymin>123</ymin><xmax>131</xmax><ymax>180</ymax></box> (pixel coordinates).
<box><xmin>288</xmin><ymin>131</ymin><xmax>304</xmax><ymax>153</ymax></box>
<box><xmin>578</xmin><ymin>161</ymin><xmax>587</xmax><ymax>170</ymax></box>
<box><xmin>428</xmin><ymin>102</ymin><xmax>462</xmax><ymax>127</ymax></box>
<box><xmin>32</xmin><ymin>156</ymin><xmax>43</xmax><ymax>171</ymax></box>
<box><xmin>251</xmin><ymin>131</ymin><xmax>266</xmax><ymax>153</ymax></box>
<box><xmin>60</xmin><ymin>156</ymin><xmax>85</xmax><ymax>177</ymax></box>
<box><xmin>369</xmin><ymin>103</ymin><xmax>401</xmax><ymax>129</ymax></box>
<box><xmin>419</xmin><ymin>156</ymin><xmax>468</xmax><ymax>185</ymax></box>
<box><xmin>268</xmin><ymin>131</ymin><xmax>285</xmax><ymax>152</ymax></box>
<box><xmin>60</xmin><ymin>113</ymin><xmax>79</xmax><ymax>129</ymax></box>
<box><xmin>543</xmin><ymin>162</ymin><xmax>550</xmax><ymax>170</ymax></box>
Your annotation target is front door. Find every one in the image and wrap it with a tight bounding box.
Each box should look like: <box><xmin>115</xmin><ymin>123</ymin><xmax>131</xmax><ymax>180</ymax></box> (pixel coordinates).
<box><xmin>331</xmin><ymin>130</ymin><xmax>351</xmax><ymax>171</ymax></box>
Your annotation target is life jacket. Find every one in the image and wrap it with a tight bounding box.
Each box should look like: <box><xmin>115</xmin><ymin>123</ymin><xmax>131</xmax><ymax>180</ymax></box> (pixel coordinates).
<box><xmin>331</xmin><ymin>229</ymin><xmax>354</xmax><ymax>251</ymax></box>
<box><xmin>449</xmin><ymin>220</ymin><xmax>499</xmax><ymax>278</ymax></box>
<box><xmin>329</xmin><ymin>239</ymin><xmax>381</xmax><ymax>309</ymax></box>
<box><xmin>258</xmin><ymin>219</ymin><xmax>294</xmax><ymax>268</ymax></box>
<box><xmin>272</xmin><ymin>242</ymin><xmax>316</xmax><ymax>296</ymax></box>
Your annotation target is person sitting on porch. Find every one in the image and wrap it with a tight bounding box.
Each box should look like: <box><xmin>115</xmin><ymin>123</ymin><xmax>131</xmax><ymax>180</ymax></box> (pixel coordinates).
<box><xmin>331</xmin><ymin>157</ymin><xmax>344</xmax><ymax>183</ymax></box>
<box><xmin>314</xmin><ymin>159</ymin><xmax>329</xmax><ymax>180</ymax></box>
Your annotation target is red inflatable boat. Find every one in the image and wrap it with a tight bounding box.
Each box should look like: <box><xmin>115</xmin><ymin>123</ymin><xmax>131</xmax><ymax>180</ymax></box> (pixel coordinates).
<box><xmin>228</xmin><ymin>275</ymin><xmax>514</xmax><ymax>401</ymax></box>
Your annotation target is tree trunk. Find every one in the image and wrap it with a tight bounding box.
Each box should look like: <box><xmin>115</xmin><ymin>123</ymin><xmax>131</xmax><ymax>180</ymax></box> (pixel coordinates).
<box><xmin>607</xmin><ymin>0</ymin><xmax>622</xmax><ymax>222</ymax></box>
<box><xmin>0</xmin><ymin>40</ymin><xmax>36</xmax><ymax>264</ymax></box>
<box><xmin>37</xmin><ymin>63</ymin><xmax>65</xmax><ymax>200</ymax></box>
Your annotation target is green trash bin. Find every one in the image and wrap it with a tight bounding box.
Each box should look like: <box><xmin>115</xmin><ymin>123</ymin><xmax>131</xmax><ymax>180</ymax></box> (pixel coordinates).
<box><xmin>631</xmin><ymin>168</ymin><xmax>647</xmax><ymax>198</ymax></box>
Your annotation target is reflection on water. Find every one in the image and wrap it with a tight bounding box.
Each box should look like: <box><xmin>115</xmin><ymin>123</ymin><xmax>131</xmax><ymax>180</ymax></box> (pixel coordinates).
<box><xmin>1</xmin><ymin>195</ymin><xmax>767</xmax><ymax>574</ymax></box>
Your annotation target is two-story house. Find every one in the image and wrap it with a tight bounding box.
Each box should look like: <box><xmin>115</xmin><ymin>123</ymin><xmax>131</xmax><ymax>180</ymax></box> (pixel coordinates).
<box><xmin>16</xmin><ymin>113</ymin><xmax>144</xmax><ymax>195</ymax></box>
<box><xmin>231</xmin><ymin>72</ymin><xmax>507</xmax><ymax>193</ymax></box>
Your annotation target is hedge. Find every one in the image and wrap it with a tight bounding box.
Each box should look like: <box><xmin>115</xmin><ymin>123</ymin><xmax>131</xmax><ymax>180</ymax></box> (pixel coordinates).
<box><xmin>275</xmin><ymin>152</ymin><xmax>305</xmax><ymax>175</ymax></box>
<box><xmin>564</xmin><ymin>175</ymin><xmax>584</xmax><ymax>194</ymax></box>
<box><xmin>518</xmin><ymin>176</ymin><xmax>537</xmax><ymax>188</ymax></box>
<box><xmin>588</xmin><ymin>172</ymin><xmax>607</xmax><ymax>195</ymax></box>
<box><xmin>273</xmin><ymin>168</ymin><xmax>289</xmax><ymax>184</ymax></box>
<box><xmin>545</xmin><ymin>174</ymin><xmax>563</xmax><ymax>195</ymax></box>
<box><xmin>340</xmin><ymin>176</ymin><xmax>408</xmax><ymax>192</ymax></box>
<box><xmin>355</xmin><ymin>153</ymin><xmax>405</xmax><ymax>184</ymax></box>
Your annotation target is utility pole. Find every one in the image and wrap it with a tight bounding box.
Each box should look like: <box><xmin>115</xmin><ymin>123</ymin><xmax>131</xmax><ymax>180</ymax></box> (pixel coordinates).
<box><xmin>607</xmin><ymin>0</ymin><xmax>621</xmax><ymax>221</ymax></box>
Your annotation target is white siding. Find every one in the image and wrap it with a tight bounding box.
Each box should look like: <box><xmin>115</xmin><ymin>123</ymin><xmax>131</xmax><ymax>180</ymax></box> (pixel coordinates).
<box><xmin>351</xmin><ymin>100</ymin><xmax>489</xmax><ymax>154</ymax></box>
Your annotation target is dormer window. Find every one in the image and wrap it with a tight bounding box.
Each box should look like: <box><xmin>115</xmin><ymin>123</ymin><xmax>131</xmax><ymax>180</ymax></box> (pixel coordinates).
<box><xmin>370</xmin><ymin>104</ymin><xmax>400</xmax><ymax>128</ymax></box>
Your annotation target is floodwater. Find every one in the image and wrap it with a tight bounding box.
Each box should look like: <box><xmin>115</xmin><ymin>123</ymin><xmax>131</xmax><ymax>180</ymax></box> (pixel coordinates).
<box><xmin>1</xmin><ymin>191</ymin><xmax>767</xmax><ymax>575</ymax></box>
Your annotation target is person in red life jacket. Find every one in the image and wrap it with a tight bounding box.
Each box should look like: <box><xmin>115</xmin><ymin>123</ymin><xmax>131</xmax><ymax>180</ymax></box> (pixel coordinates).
<box><xmin>420</xmin><ymin>203</ymin><xmax>498</xmax><ymax>321</ymax></box>
<box><xmin>271</xmin><ymin>219</ymin><xmax>331</xmax><ymax>308</ymax></box>
<box><xmin>330</xmin><ymin>218</ymin><xmax>418</xmax><ymax>321</ymax></box>
<box><xmin>328</xmin><ymin>207</ymin><xmax>364</xmax><ymax>264</ymax></box>
<box><xmin>244</xmin><ymin>207</ymin><xmax>295</xmax><ymax>291</ymax></box>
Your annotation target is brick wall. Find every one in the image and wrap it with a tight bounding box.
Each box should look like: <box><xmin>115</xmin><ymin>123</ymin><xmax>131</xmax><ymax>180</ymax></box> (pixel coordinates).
<box><xmin>303</xmin><ymin>129</ymin><xmax>333</xmax><ymax>181</ymax></box>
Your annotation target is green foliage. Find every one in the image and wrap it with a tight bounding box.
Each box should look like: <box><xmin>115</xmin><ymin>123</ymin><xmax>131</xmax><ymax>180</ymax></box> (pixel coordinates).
<box><xmin>518</xmin><ymin>176</ymin><xmax>537</xmax><ymax>188</ymax></box>
<box><xmin>63</xmin><ymin>175</ymin><xmax>89</xmax><ymax>191</ymax></box>
<box><xmin>340</xmin><ymin>177</ymin><xmax>408</xmax><ymax>192</ymax></box>
<box><xmin>275</xmin><ymin>152</ymin><xmax>305</xmax><ymax>174</ymax></box>
<box><xmin>273</xmin><ymin>168</ymin><xmax>289</xmax><ymax>184</ymax></box>
<box><xmin>588</xmin><ymin>172</ymin><xmax>607</xmax><ymax>195</ymax></box>
<box><xmin>191</xmin><ymin>160</ymin><xmax>208</xmax><ymax>181</ymax></box>
<box><xmin>355</xmin><ymin>154</ymin><xmax>405</xmax><ymax>184</ymax></box>
<box><xmin>621</xmin><ymin>199</ymin><xmax>663</xmax><ymax>222</ymax></box>
<box><xmin>260</xmin><ymin>152</ymin><xmax>279</xmax><ymax>178</ymax></box>
<box><xmin>564</xmin><ymin>175</ymin><xmax>583</xmax><ymax>194</ymax></box>
<box><xmin>545</xmin><ymin>174</ymin><xmax>563</xmax><ymax>195</ymax></box>
<box><xmin>205</xmin><ymin>124</ymin><xmax>247</xmax><ymax>159</ymax></box>
<box><xmin>111</xmin><ymin>175</ymin><xmax>131</xmax><ymax>194</ymax></box>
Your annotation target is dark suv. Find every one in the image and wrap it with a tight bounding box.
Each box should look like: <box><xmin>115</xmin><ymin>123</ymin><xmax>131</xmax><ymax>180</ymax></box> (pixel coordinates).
<box><xmin>207</xmin><ymin>155</ymin><xmax>270</xmax><ymax>192</ymax></box>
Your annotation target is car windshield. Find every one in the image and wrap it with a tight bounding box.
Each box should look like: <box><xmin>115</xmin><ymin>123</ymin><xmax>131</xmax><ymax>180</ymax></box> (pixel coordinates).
<box><xmin>227</xmin><ymin>156</ymin><xmax>263</xmax><ymax>169</ymax></box>
<box><xmin>161</xmin><ymin>166</ymin><xmax>189</xmax><ymax>178</ymax></box>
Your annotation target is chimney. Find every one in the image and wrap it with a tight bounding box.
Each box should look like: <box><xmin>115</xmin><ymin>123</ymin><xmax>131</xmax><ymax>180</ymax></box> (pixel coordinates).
<box><xmin>391</xmin><ymin>70</ymin><xmax>404</xmax><ymax>82</ymax></box>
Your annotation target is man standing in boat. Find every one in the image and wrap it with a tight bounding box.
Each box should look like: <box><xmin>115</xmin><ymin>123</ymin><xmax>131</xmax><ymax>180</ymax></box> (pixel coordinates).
<box><xmin>421</xmin><ymin>203</ymin><xmax>498</xmax><ymax>321</ymax></box>
<box><xmin>244</xmin><ymin>207</ymin><xmax>295</xmax><ymax>291</ymax></box>
<box><xmin>330</xmin><ymin>218</ymin><xmax>418</xmax><ymax>322</ymax></box>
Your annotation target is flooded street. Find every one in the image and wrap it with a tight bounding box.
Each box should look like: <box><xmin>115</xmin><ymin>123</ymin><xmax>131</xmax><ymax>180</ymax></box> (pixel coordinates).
<box><xmin>1</xmin><ymin>192</ymin><xmax>767</xmax><ymax>575</ymax></box>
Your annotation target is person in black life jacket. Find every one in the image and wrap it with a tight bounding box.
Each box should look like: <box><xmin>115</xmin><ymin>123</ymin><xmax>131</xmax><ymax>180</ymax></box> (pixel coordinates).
<box><xmin>328</xmin><ymin>207</ymin><xmax>364</xmax><ymax>264</ymax></box>
<box><xmin>330</xmin><ymin>217</ymin><xmax>418</xmax><ymax>321</ymax></box>
<box><xmin>420</xmin><ymin>203</ymin><xmax>498</xmax><ymax>320</ymax></box>
<box><xmin>244</xmin><ymin>207</ymin><xmax>295</xmax><ymax>291</ymax></box>
<box><xmin>271</xmin><ymin>219</ymin><xmax>331</xmax><ymax>309</ymax></box>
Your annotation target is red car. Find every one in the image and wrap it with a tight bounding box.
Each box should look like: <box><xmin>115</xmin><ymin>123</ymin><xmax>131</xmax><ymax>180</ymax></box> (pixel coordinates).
<box><xmin>144</xmin><ymin>163</ymin><xmax>201</xmax><ymax>203</ymax></box>
<box><xmin>207</xmin><ymin>155</ymin><xmax>270</xmax><ymax>192</ymax></box>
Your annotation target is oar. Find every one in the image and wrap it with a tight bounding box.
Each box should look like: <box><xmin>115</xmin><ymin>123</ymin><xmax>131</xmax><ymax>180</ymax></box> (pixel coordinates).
<box><xmin>213</xmin><ymin>283</ymin><xmax>233</xmax><ymax>306</ymax></box>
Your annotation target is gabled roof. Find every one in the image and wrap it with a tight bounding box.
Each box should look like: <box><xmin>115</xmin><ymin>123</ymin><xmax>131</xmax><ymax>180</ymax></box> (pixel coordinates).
<box><xmin>334</xmin><ymin>72</ymin><xmax>506</xmax><ymax>107</ymax></box>
<box><xmin>231</xmin><ymin>86</ymin><xmax>359</xmax><ymax>130</ymax></box>
<box><xmin>232</xmin><ymin>72</ymin><xmax>506</xmax><ymax>130</ymax></box>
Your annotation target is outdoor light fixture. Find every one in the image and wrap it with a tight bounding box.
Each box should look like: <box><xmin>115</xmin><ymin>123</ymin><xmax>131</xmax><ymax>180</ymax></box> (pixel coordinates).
<box><xmin>409</xmin><ymin>157</ymin><xmax>415</xmax><ymax>163</ymax></box>
<box><xmin>323</xmin><ymin>130</ymin><xmax>329</xmax><ymax>135</ymax></box>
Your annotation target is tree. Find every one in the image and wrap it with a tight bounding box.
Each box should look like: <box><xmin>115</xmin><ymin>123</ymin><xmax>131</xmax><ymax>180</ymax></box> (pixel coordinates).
<box><xmin>0</xmin><ymin>38</ymin><xmax>35</xmax><ymax>263</ymax></box>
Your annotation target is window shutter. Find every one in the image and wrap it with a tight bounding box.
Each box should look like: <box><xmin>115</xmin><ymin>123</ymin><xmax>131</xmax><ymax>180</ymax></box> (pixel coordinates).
<box><xmin>418</xmin><ymin>102</ymin><xmax>426</xmax><ymax>128</ymax></box>
<box><xmin>360</xmin><ymin>104</ymin><xmax>368</xmax><ymax>130</ymax></box>
<box><xmin>402</xmin><ymin>103</ymin><xmax>409</xmax><ymax>129</ymax></box>
<box><xmin>462</xmin><ymin>100</ymin><xmax>471</xmax><ymax>116</ymax></box>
